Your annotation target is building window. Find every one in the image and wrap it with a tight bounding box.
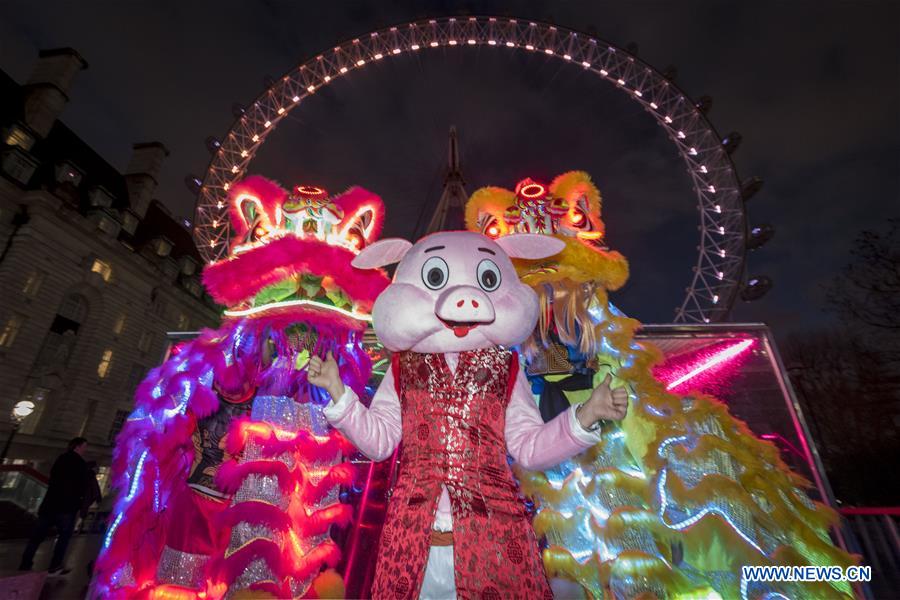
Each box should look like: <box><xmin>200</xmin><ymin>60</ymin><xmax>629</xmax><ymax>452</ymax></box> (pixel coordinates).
<box><xmin>0</xmin><ymin>314</ymin><xmax>24</xmax><ymax>348</ymax></box>
<box><xmin>1</xmin><ymin>146</ymin><xmax>40</xmax><ymax>185</ymax></box>
<box><xmin>177</xmin><ymin>313</ymin><xmax>189</xmax><ymax>330</ymax></box>
<box><xmin>121</xmin><ymin>211</ymin><xmax>140</xmax><ymax>235</ymax></box>
<box><xmin>179</xmin><ymin>256</ymin><xmax>198</xmax><ymax>276</ymax></box>
<box><xmin>97</xmin><ymin>349</ymin><xmax>113</xmax><ymax>378</ymax></box>
<box><xmin>151</xmin><ymin>293</ymin><xmax>167</xmax><ymax>317</ymax></box>
<box><xmin>138</xmin><ymin>330</ymin><xmax>153</xmax><ymax>353</ymax></box>
<box><xmin>184</xmin><ymin>279</ymin><xmax>202</xmax><ymax>298</ymax></box>
<box><xmin>3</xmin><ymin>124</ymin><xmax>35</xmax><ymax>151</ymax></box>
<box><xmin>22</xmin><ymin>270</ymin><xmax>45</xmax><ymax>298</ymax></box>
<box><xmin>96</xmin><ymin>465</ymin><xmax>111</xmax><ymax>494</ymax></box>
<box><xmin>33</xmin><ymin>294</ymin><xmax>87</xmax><ymax>369</ymax></box>
<box><xmin>54</xmin><ymin>161</ymin><xmax>83</xmax><ymax>187</ymax></box>
<box><xmin>91</xmin><ymin>259</ymin><xmax>112</xmax><ymax>282</ymax></box>
<box><xmin>93</xmin><ymin>211</ymin><xmax>121</xmax><ymax>237</ymax></box>
<box><xmin>112</xmin><ymin>314</ymin><xmax>126</xmax><ymax>336</ymax></box>
<box><xmin>88</xmin><ymin>186</ymin><xmax>115</xmax><ymax>208</ymax></box>
<box><xmin>108</xmin><ymin>409</ymin><xmax>129</xmax><ymax>443</ymax></box>
<box><xmin>153</xmin><ymin>237</ymin><xmax>173</xmax><ymax>257</ymax></box>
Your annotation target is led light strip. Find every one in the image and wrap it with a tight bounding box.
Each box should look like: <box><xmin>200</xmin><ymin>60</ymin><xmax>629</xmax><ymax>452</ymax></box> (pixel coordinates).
<box><xmin>656</xmin><ymin>432</ymin><xmax>769</xmax><ymax>600</ymax></box>
<box><xmin>657</xmin><ymin>466</ymin><xmax>765</xmax><ymax>555</ymax></box>
<box><xmin>105</xmin><ymin>448</ymin><xmax>151</xmax><ymax>548</ymax></box>
<box><xmin>223</xmin><ymin>299</ymin><xmax>372</xmax><ymax>322</ymax></box>
<box><xmin>665</xmin><ymin>339</ymin><xmax>754</xmax><ymax>390</ymax></box>
<box><xmin>124</xmin><ymin>450</ymin><xmax>149</xmax><ymax>502</ymax></box>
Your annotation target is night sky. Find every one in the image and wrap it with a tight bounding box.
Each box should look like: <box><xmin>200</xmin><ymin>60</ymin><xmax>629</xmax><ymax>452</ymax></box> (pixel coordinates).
<box><xmin>2</xmin><ymin>1</ymin><xmax>897</xmax><ymax>337</ymax></box>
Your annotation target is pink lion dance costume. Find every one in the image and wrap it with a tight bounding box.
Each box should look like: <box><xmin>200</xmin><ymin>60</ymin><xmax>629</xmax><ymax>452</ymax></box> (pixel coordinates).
<box><xmin>316</xmin><ymin>231</ymin><xmax>608</xmax><ymax>599</ymax></box>
<box><xmin>92</xmin><ymin>176</ymin><xmax>390</xmax><ymax>599</ymax></box>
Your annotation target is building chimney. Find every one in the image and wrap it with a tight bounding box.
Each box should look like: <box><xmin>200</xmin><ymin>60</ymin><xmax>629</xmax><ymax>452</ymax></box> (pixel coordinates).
<box><xmin>125</xmin><ymin>142</ymin><xmax>169</xmax><ymax>219</ymax></box>
<box><xmin>23</xmin><ymin>48</ymin><xmax>88</xmax><ymax>138</ymax></box>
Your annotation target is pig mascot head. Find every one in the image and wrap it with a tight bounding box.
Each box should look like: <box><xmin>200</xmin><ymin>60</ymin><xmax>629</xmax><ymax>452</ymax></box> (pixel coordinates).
<box><xmin>351</xmin><ymin>231</ymin><xmax>564</xmax><ymax>353</ymax></box>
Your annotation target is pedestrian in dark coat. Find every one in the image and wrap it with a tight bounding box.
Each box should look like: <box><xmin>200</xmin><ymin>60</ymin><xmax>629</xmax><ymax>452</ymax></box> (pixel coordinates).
<box><xmin>19</xmin><ymin>437</ymin><xmax>91</xmax><ymax>574</ymax></box>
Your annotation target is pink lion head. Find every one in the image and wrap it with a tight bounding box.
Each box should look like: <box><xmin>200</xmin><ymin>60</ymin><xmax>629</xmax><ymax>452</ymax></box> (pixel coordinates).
<box><xmin>352</xmin><ymin>231</ymin><xmax>564</xmax><ymax>353</ymax></box>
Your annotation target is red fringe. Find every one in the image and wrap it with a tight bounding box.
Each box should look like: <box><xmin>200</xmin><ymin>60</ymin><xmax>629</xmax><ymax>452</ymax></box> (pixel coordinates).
<box><xmin>289</xmin><ymin>540</ymin><xmax>343</xmax><ymax>582</ymax></box>
<box><xmin>221</xmin><ymin>538</ymin><xmax>285</xmax><ymax>584</ymax></box>
<box><xmin>293</xmin><ymin>503</ymin><xmax>354</xmax><ymax>537</ymax></box>
<box><xmin>304</xmin><ymin>463</ymin><xmax>355</xmax><ymax>502</ymax></box>
<box><xmin>218</xmin><ymin>500</ymin><xmax>292</xmax><ymax>532</ymax></box>
<box><xmin>215</xmin><ymin>460</ymin><xmax>296</xmax><ymax>495</ymax></box>
<box><xmin>202</xmin><ymin>235</ymin><xmax>389</xmax><ymax>308</ymax></box>
<box><xmin>224</xmin><ymin>416</ymin><xmax>257</xmax><ymax>455</ymax></box>
<box><xmin>225</xmin><ymin>418</ymin><xmax>347</xmax><ymax>462</ymax></box>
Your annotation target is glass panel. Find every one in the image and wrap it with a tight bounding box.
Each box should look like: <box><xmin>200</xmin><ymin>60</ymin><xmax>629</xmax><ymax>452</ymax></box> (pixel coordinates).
<box><xmin>0</xmin><ymin>469</ymin><xmax>47</xmax><ymax>514</ymax></box>
<box><xmin>636</xmin><ymin>325</ymin><xmax>827</xmax><ymax>501</ymax></box>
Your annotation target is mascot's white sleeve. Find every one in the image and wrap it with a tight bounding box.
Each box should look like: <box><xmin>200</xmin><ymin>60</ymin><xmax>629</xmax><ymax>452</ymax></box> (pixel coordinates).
<box><xmin>322</xmin><ymin>368</ymin><xmax>402</xmax><ymax>462</ymax></box>
<box><xmin>505</xmin><ymin>366</ymin><xmax>603</xmax><ymax>471</ymax></box>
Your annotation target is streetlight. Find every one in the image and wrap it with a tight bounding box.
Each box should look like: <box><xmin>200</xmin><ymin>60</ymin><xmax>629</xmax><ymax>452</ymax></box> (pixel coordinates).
<box><xmin>1</xmin><ymin>400</ymin><xmax>35</xmax><ymax>462</ymax></box>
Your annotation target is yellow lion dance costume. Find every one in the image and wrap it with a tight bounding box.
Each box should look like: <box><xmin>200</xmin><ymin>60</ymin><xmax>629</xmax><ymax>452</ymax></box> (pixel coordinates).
<box><xmin>466</xmin><ymin>172</ymin><xmax>855</xmax><ymax>599</ymax></box>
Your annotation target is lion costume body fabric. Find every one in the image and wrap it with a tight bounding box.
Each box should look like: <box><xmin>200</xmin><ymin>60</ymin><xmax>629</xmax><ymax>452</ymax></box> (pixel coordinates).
<box><xmin>466</xmin><ymin>172</ymin><xmax>855</xmax><ymax>599</ymax></box>
<box><xmin>92</xmin><ymin>176</ymin><xmax>390</xmax><ymax>599</ymax></box>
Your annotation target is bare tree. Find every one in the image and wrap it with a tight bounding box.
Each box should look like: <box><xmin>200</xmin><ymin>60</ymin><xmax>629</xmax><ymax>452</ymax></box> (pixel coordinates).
<box><xmin>827</xmin><ymin>218</ymin><xmax>900</xmax><ymax>360</ymax></box>
<box><xmin>784</xmin><ymin>329</ymin><xmax>900</xmax><ymax>505</ymax></box>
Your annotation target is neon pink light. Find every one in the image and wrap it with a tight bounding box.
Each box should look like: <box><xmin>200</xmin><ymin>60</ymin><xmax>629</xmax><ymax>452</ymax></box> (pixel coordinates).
<box><xmin>342</xmin><ymin>459</ymin><xmax>376</xmax><ymax>583</ymax></box>
<box><xmin>761</xmin><ymin>433</ymin><xmax>805</xmax><ymax>460</ymax></box>
<box><xmin>664</xmin><ymin>339</ymin><xmax>754</xmax><ymax>391</ymax></box>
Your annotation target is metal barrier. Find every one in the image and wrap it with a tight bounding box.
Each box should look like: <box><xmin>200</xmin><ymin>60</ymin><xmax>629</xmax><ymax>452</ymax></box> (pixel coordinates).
<box><xmin>0</xmin><ymin>464</ymin><xmax>48</xmax><ymax>514</ymax></box>
<box><xmin>840</xmin><ymin>507</ymin><xmax>900</xmax><ymax>599</ymax></box>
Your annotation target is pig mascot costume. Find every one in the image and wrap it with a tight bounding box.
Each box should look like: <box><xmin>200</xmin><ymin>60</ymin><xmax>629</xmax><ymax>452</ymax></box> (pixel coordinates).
<box><xmin>309</xmin><ymin>231</ymin><xmax>625</xmax><ymax>599</ymax></box>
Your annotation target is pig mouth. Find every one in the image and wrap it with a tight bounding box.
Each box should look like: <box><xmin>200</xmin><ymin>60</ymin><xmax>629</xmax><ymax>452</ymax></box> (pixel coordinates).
<box><xmin>438</xmin><ymin>318</ymin><xmax>492</xmax><ymax>338</ymax></box>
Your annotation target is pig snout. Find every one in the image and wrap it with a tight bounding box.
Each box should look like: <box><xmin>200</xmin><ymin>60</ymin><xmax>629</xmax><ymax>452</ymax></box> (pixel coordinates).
<box><xmin>435</xmin><ymin>285</ymin><xmax>496</xmax><ymax>337</ymax></box>
<box><xmin>436</xmin><ymin>285</ymin><xmax>496</xmax><ymax>323</ymax></box>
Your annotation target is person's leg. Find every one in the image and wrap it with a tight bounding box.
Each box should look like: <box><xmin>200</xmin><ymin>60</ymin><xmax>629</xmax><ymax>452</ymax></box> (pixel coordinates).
<box><xmin>19</xmin><ymin>513</ymin><xmax>53</xmax><ymax>570</ymax></box>
<box><xmin>48</xmin><ymin>512</ymin><xmax>76</xmax><ymax>571</ymax></box>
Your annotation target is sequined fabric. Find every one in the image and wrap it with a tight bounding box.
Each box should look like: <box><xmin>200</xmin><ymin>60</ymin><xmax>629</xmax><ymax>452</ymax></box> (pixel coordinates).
<box><xmin>156</xmin><ymin>545</ymin><xmax>209</xmax><ymax>590</ymax></box>
<box><xmin>225</xmin><ymin>394</ymin><xmax>342</xmax><ymax>597</ymax></box>
<box><xmin>371</xmin><ymin>349</ymin><xmax>552</xmax><ymax>600</ymax></box>
<box><xmin>229</xmin><ymin>558</ymin><xmax>278</xmax><ymax>599</ymax></box>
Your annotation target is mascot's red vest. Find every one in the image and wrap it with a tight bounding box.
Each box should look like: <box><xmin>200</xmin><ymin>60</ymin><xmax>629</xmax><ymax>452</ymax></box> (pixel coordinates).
<box><xmin>371</xmin><ymin>348</ymin><xmax>552</xmax><ymax>600</ymax></box>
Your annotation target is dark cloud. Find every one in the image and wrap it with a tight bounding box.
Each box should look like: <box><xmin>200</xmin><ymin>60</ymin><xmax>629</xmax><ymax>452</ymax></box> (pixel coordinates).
<box><xmin>1</xmin><ymin>0</ymin><xmax>897</xmax><ymax>332</ymax></box>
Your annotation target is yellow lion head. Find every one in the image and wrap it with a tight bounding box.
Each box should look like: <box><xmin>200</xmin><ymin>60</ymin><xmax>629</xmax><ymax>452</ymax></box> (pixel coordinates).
<box><xmin>466</xmin><ymin>171</ymin><xmax>629</xmax><ymax>292</ymax></box>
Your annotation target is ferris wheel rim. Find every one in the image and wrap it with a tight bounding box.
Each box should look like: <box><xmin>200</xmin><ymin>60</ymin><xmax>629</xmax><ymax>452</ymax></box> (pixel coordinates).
<box><xmin>192</xmin><ymin>15</ymin><xmax>748</xmax><ymax>323</ymax></box>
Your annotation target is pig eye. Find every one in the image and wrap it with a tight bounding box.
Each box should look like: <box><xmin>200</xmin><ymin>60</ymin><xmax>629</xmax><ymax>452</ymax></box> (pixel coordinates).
<box><xmin>421</xmin><ymin>256</ymin><xmax>449</xmax><ymax>290</ymax></box>
<box><xmin>477</xmin><ymin>259</ymin><xmax>502</xmax><ymax>292</ymax></box>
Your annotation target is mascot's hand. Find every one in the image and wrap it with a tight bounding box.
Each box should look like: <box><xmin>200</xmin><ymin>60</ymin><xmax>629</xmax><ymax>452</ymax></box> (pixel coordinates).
<box><xmin>577</xmin><ymin>374</ymin><xmax>628</xmax><ymax>428</ymax></box>
<box><xmin>308</xmin><ymin>351</ymin><xmax>346</xmax><ymax>401</ymax></box>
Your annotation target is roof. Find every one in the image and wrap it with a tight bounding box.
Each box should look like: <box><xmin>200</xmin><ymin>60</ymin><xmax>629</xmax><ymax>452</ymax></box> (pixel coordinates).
<box><xmin>0</xmin><ymin>65</ymin><xmax>202</xmax><ymax>263</ymax></box>
<box><xmin>31</xmin><ymin>120</ymin><xmax>130</xmax><ymax>211</ymax></box>
<box><xmin>129</xmin><ymin>200</ymin><xmax>202</xmax><ymax>263</ymax></box>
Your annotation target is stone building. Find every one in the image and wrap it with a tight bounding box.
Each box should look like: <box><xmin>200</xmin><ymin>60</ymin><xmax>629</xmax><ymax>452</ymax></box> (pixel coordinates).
<box><xmin>0</xmin><ymin>48</ymin><xmax>219</xmax><ymax>475</ymax></box>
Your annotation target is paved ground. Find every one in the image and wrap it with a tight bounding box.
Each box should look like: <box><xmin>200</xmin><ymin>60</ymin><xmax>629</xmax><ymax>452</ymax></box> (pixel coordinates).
<box><xmin>0</xmin><ymin>534</ymin><xmax>101</xmax><ymax>600</ymax></box>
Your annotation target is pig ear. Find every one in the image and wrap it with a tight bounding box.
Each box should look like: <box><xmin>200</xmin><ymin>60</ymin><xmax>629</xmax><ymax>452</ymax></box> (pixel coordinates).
<box><xmin>352</xmin><ymin>238</ymin><xmax>413</xmax><ymax>269</ymax></box>
<box><xmin>495</xmin><ymin>233</ymin><xmax>565</xmax><ymax>260</ymax></box>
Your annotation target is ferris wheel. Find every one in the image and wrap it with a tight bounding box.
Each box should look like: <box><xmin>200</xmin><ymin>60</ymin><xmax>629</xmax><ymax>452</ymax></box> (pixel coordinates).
<box><xmin>190</xmin><ymin>16</ymin><xmax>773</xmax><ymax>323</ymax></box>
